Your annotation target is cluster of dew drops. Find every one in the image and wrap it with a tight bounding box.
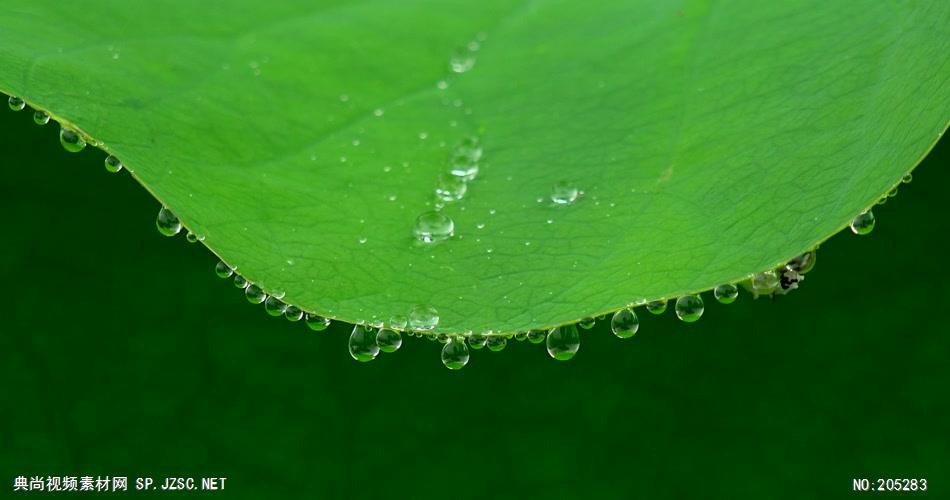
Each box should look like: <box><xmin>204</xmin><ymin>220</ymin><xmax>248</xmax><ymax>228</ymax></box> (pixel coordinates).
<box><xmin>6</xmin><ymin>89</ymin><xmax>910</xmax><ymax>370</ymax></box>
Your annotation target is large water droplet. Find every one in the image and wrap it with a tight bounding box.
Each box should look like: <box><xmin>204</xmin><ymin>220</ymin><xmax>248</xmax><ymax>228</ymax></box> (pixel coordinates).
<box><xmin>306</xmin><ymin>314</ymin><xmax>331</xmax><ymax>331</ymax></box>
<box><xmin>850</xmin><ymin>210</ymin><xmax>875</xmax><ymax>235</ymax></box>
<box><xmin>264</xmin><ymin>296</ymin><xmax>287</xmax><ymax>316</ymax></box>
<box><xmin>408</xmin><ymin>304</ymin><xmax>439</xmax><ymax>331</ymax></box>
<box><xmin>786</xmin><ymin>250</ymin><xmax>816</xmax><ymax>274</ymax></box>
<box><xmin>550</xmin><ymin>181</ymin><xmax>579</xmax><ymax>205</ymax></box>
<box><xmin>155</xmin><ymin>207</ymin><xmax>182</xmax><ymax>236</ymax></box>
<box><xmin>348</xmin><ymin>325</ymin><xmax>379</xmax><ymax>362</ymax></box>
<box><xmin>284</xmin><ymin>305</ymin><xmax>304</xmax><ymax>322</ymax></box>
<box><xmin>713</xmin><ymin>284</ymin><xmax>738</xmax><ymax>304</ymax></box>
<box><xmin>486</xmin><ymin>335</ymin><xmax>507</xmax><ymax>352</ymax></box>
<box><xmin>104</xmin><ymin>155</ymin><xmax>123</xmax><ymax>173</ymax></box>
<box><xmin>527</xmin><ymin>329</ymin><xmax>545</xmax><ymax>344</ymax></box>
<box><xmin>674</xmin><ymin>295</ymin><xmax>704</xmax><ymax>322</ymax></box>
<box><xmin>412</xmin><ymin>211</ymin><xmax>454</xmax><ymax>244</ymax></box>
<box><xmin>441</xmin><ymin>338</ymin><xmax>470</xmax><ymax>370</ymax></box>
<box><xmin>8</xmin><ymin>95</ymin><xmax>24</xmax><ymax>111</ymax></box>
<box><xmin>610</xmin><ymin>308</ymin><xmax>639</xmax><ymax>339</ymax></box>
<box><xmin>468</xmin><ymin>333</ymin><xmax>487</xmax><ymax>349</ymax></box>
<box><xmin>435</xmin><ymin>173</ymin><xmax>468</xmax><ymax>201</ymax></box>
<box><xmin>33</xmin><ymin>110</ymin><xmax>49</xmax><ymax>125</ymax></box>
<box><xmin>376</xmin><ymin>329</ymin><xmax>402</xmax><ymax>353</ymax></box>
<box><xmin>546</xmin><ymin>325</ymin><xmax>580</xmax><ymax>361</ymax></box>
<box><xmin>646</xmin><ymin>299</ymin><xmax>668</xmax><ymax>315</ymax></box>
<box><xmin>59</xmin><ymin>126</ymin><xmax>86</xmax><ymax>153</ymax></box>
<box><xmin>245</xmin><ymin>284</ymin><xmax>267</xmax><ymax>304</ymax></box>
<box><xmin>215</xmin><ymin>261</ymin><xmax>233</xmax><ymax>278</ymax></box>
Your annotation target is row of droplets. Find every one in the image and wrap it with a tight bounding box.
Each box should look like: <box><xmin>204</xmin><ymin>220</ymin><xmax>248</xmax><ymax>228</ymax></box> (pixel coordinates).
<box><xmin>411</xmin><ymin>136</ymin><xmax>483</xmax><ymax>243</ymax></box>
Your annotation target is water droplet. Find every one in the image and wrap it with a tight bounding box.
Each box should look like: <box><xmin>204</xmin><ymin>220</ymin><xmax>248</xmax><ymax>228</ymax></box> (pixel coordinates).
<box><xmin>888</xmin><ymin>187</ymin><xmax>898</xmax><ymax>198</ymax></box>
<box><xmin>449</xmin><ymin>154</ymin><xmax>479</xmax><ymax>181</ymax></box>
<box><xmin>358</xmin><ymin>236</ymin><xmax>367</xmax><ymax>244</ymax></box>
<box><xmin>578</xmin><ymin>317</ymin><xmax>596</xmax><ymax>329</ymax></box>
<box><xmin>185</xmin><ymin>231</ymin><xmax>198</xmax><ymax>243</ymax></box>
<box><xmin>675</xmin><ymin>295</ymin><xmax>704</xmax><ymax>322</ymax></box>
<box><xmin>546</xmin><ymin>325</ymin><xmax>580</xmax><ymax>361</ymax></box>
<box><xmin>155</xmin><ymin>207</ymin><xmax>181</xmax><ymax>236</ymax></box>
<box><xmin>348</xmin><ymin>325</ymin><xmax>379</xmax><ymax>362</ymax></box>
<box><xmin>486</xmin><ymin>335</ymin><xmax>507</xmax><ymax>352</ymax></box>
<box><xmin>902</xmin><ymin>173</ymin><xmax>913</xmax><ymax>184</ymax></box>
<box><xmin>437</xmin><ymin>333</ymin><xmax>449</xmax><ymax>344</ymax></box>
<box><xmin>7</xmin><ymin>95</ymin><xmax>24</xmax><ymax>111</ymax></box>
<box><xmin>284</xmin><ymin>305</ymin><xmax>304</xmax><ymax>322</ymax></box>
<box><xmin>786</xmin><ymin>250</ymin><xmax>817</xmax><ymax>274</ymax></box>
<box><xmin>610</xmin><ymin>308</ymin><xmax>639</xmax><ymax>339</ymax></box>
<box><xmin>408</xmin><ymin>304</ymin><xmax>439</xmax><ymax>331</ymax></box>
<box><xmin>233</xmin><ymin>275</ymin><xmax>249</xmax><ymax>288</ymax></box>
<box><xmin>412</xmin><ymin>211</ymin><xmax>454</xmax><ymax>244</ymax></box>
<box><xmin>435</xmin><ymin>173</ymin><xmax>468</xmax><ymax>201</ymax></box>
<box><xmin>527</xmin><ymin>329</ymin><xmax>545</xmax><ymax>344</ymax></box>
<box><xmin>306</xmin><ymin>314</ymin><xmax>331</xmax><ymax>331</ymax></box>
<box><xmin>376</xmin><ymin>329</ymin><xmax>402</xmax><ymax>353</ymax></box>
<box><xmin>713</xmin><ymin>284</ymin><xmax>738</xmax><ymax>304</ymax></box>
<box><xmin>450</xmin><ymin>53</ymin><xmax>475</xmax><ymax>73</ymax></box>
<box><xmin>514</xmin><ymin>331</ymin><xmax>527</xmax><ymax>341</ymax></box>
<box><xmin>214</xmin><ymin>261</ymin><xmax>233</xmax><ymax>278</ymax></box>
<box><xmin>550</xmin><ymin>181</ymin><xmax>579</xmax><ymax>205</ymax></box>
<box><xmin>389</xmin><ymin>314</ymin><xmax>408</xmax><ymax>330</ymax></box>
<box><xmin>468</xmin><ymin>333</ymin><xmax>487</xmax><ymax>349</ymax></box>
<box><xmin>437</xmin><ymin>80</ymin><xmax>449</xmax><ymax>90</ymax></box>
<box><xmin>646</xmin><ymin>299</ymin><xmax>668</xmax><ymax>315</ymax></box>
<box><xmin>373</xmin><ymin>108</ymin><xmax>384</xmax><ymax>117</ymax></box>
<box><xmin>245</xmin><ymin>284</ymin><xmax>267</xmax><ymax>304</ymax></box>
<box><xmin>751</xmin><ymin>270</ymin><xmax>780</xmax><ymax>297</ymax></box>
<box><xmin>59</xmin><ymin>126</ymin><xmax>86</xmax><ymax>153</ymax></box>
<box><xmin>33</xmin><ymin>110</ymin><xmax>49</xmax><ymax>125</ymax></box>
<box><xmin>104</xmin><ymin>155</ymin><xmax>123</xmax><ymax>173</ymax></box>
<box><xmin>441</xmin><ymin>338</ymin><xmax>470</xmax><ymax>370</ymax></box>
<box><xmin>850</xmin><ymin>210</ymin><xmax>875</xmax><ymax>235</ymax></box>
<box><xmin>264</xmin><ymin>296</ymin><xmax>287</xmax><ymax>316</ymax></box>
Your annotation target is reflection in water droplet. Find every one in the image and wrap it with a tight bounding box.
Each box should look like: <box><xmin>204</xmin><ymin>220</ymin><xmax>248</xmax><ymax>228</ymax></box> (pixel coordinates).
<box><xmin>348</xmin><ymin>325</ymin><xmax>379</xmax><ymax>362</ymax></box>
<box><xmin>514</xmin><ymin>331</ymin><xmax>527</xmax><ymax>341</ymax></box>
<box><xmin>786</xmin><ymin>250</ymin><xmax>816</xmax><ymax>274</ymax></box>
<box><xmin>850</xmin><ymin>210</ymin><xmax>875</xmax><ymax>235</ymax></box>
<box><xmin>389</xmin><ymin>314</ymin><xmax>408</xmax><ymax>330</ymax></box>
<box><xmin>578</xmin><ymin>317</ymin><xmax>596</xmax><ymax>330</ymax></box>
<box><xmin>186</xmin><ymin>231</ymin><xmax>198</xmax><ymax>243</ymax></box>
<box><xmin>714</xmin><ymin>284</ymin><xmax>738</xmax><ymax>304</ymax></box>
<box><xmin>412</xmin><ymin>211</ymin><xmax>454</xmax><ymax>243</ymax></box>
<box><xmin>245</xmin><ymin>284</ymin><xmax>267</xmax><ymax>304</ymax></box>
<box><xmin>264</xmin><ymin>296</ymin><xmax>287</xmax><ymax>316</ymax></box>
<box><xmin>59</xmin><ymin>126</ymin><xmax>86</xmax><ymax>153</ymax></box>
<box><xmin>450</xmin><ymin>53</ymin><xmax>475</xmax><ymax>73</ymax></box>
<box><xmin>646</xmin><ymin>299</ymin><xmax>668</xmax><ymax>315</ymax></box>
<box><xmin>33</xmin><ymin>110</ymin><xmax>50</xmax><ymax>125</ymax></box>
<box><xmin>486</xmin><ymin>335</ymin><xmax>507</xmax><ymax>352</ymax></box>
<box><xmin>104</xmin><ymin>155</ymin><xmax>123</xmax><ymax>173</ymax></box>
<box><xmin>215</xmin><ymin>261</ymin><xmax>233</xmax><ymax>278</ymax></box>
<box><xmin>233</xmin><ymin>275</ymin><xmax>248</xmax><ymax>288</ymax></box>
<box><xmin>8</xmin><ymin>95</ymin><xmax>25</xmax><ymax>111</ymax></box>
<box><xmin>527</xmin><ymin>329</ymin><xmax>545</xmax><ymax>344</ymax></box>
<box><xmin>902</xmin><ymin>173</ymin><xmax>913</xmax><ymax>184</ymax></box>
<box><xmin>751</xmin><ymin>270</ymin><xmax>780</xmax><ymax>297</ymax></box>
<box><xmin>468</xmin><ymin>333</ymin><xmax>487</xmax><ymax>349</ymax></box>
<box><xmin>675</xmin><ymin>295</ymin><xmax>704</xmax><ymax>322</ymax></box>
<box><xmin>435</xmin><ymin>173</ymin><xmax>468</xmax><ymax>201</ymax></box>
<box><xmin>155</xmin><ymin>207</ymin><xmax>182</xmax><ymax>236</ymax></box>
<box><xmin>284</xmin><ymin>305</ymin><xmax>304</xmax><ymax>322</ymax></box>
<box><xmin>306</xmin><ymin>314</ymin><xmax>331</xmax><ymax>331</ymax></box>
<box><xmin>551</xmin><ymin>181</ymin><xmax>579</xmax><ymax>205</ymax></box>
<box><xmin>408</xmin><ymin>304</ymin><xmax>439</xmax><ymax>331</ymax></box>
<box><xmin>442</xmin><ymin>338</ymin><xmax>470</xmax><ymax>370</ymax></box>
<box><xmin>546</xmin><ymin>325</ymin><xmax>580</xmax><ymax>361</ymax></box>
<box><xmin>376</xmin><ymin>329</ymin><xmax>402</xmax><ymax>353</ymax></box>
<box><xmin>610</xmin><ymin>309</ymin><xmax>639</xmax><ymax>339</ymax></box>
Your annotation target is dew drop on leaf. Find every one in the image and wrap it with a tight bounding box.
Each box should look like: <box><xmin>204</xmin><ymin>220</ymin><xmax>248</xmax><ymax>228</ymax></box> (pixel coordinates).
<box><xmin>526</xmin><ymin>329</ymin><xmax>545</xmax><ymax>344</ymax></box>
<box><xmin>850</xmin><ymin>210</ymin><xmax>875</xmax><ymax>235</ymax></box>
<box><xmin>245</xmin><ymin>284</ymin><xmax>267</xmax><ymax>304</ymax></box>
<box><xmin>214</xmin><ymin>261</ymin><xmax>233</xmax><ymax>278</ymax></box>
<box><xmin>33</xmin><ymin>110</ymin><xmax>49</xmax><ymax>125</ymax></box>
<box><xmin>59</xmin><ymin>126</ymin><xmax>86</xmax><ymax>153</ymax></box>
<box><xmin>578</xmin><ymin>317</ymin><xmax>596</xmax><ymax>329</ymax></box>
<box><xmin>7</xmin><ymin>95</ymin><xmax>24</xmax><ymax>111</ymax></box>
<box><xmin>486</xmin><ymin>335</ymin><xmax>507</xmax><ymax>352</ymax></box>
<box><xmin>675</xmin><ymin>295</ymin><xmax>704</xmax><ymax>322</ymax></box>
<box><xmin>412</xmin><ymin>211</ymin><xmax>454</xmax><ymax>244</ymax></box>
<box><xmin>348</xmin><ymin>325</ymin><xmax>379</xmax><ymax>362</ymax></box>
<box><xmin>468</xmin><ymin>333</ymin><xmax>486</xmax><ymax>349</ymax></box>
<box><xmin>610</xmin><ymin>308</ymin><xmax>639</xmax><ymax>338</ymax></box>
<box><xmin>713</xmin><ymin>284</ymin><xmax>739</xmax><ymax>304</ymax></box>
<box><xmin>284</xmin><ymin>305</ymin><xmax>304</xmax><ymax>322</ymax></box>
<box><xmin>104</xmin><ymin>155</ymin><xmax>123</xmax><ymax>173</ymax></box>
<box><xmin>408</xmin><ymin>304</ymin><xmax>439</xmax><ymax>331</ymax></box>
<box><xmin>155</xmin><ymin>207</ymin><xmax>181</xmax><ymax>236</ymax></box>
<box><xmin>646</xmin><ymin>299</ymin><xmax>668</xmax><ymax>315</ymax></box>
<box><xmin>376</xmin><ymin>329</ymin><xmax>402</xmax><ymax>353</ymax></box>
<box><xmin>441</xmin><ymin>338</ymin><xmax>470</xmax><ymax>370</ymax></box>
<box><xmin>546</xmin><ymin>324</ymin><xmax>580</xmax><ymax>361</ymax></box>
<box><xmin>264</xmin><ymin>296</ymin><xmax>287</xmax><ymax>316</ymax></box>
<box><xmin>550</xmin><ymin>181</ymin><xmax>579</xmax><ymax>205</ymax></box>
<box><xmin>435</xmin><ymin>173</ymin><xmax>468</xmax><ymax>201</ymax></box>
<box><xmin>305</xmin><ymin>314</ymin><xmax>331</xmax><ymax>332</ymax></box>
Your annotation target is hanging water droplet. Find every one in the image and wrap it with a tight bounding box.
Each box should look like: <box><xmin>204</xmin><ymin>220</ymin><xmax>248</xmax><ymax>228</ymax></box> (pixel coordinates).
<box><xmin>546</xmin><ymin>324</ymin><xmax>580</xmax><ymax>361</ymax></box>
<box><xmin>449</xmin><ymin>53</ymin><xmax>475</xmax><ymax>73</ymax></box>
<box><xmin>467</xmin><ymin>333</ymin><xmax>486</xmax><ymax>349</ymax></box>
<box><xmin>435</xmin><ymin>173</ymin><xmax>468</xmax><ymax>201</ymax></box>
<box><xmin>751</xmin><ymin>270</ymin><xmax>780</xmax><ymax>297</ymax></box>
<box><xmin>902</xmin><ymin>173</ymin><xmax>913</xmax><ymax>184</ymax></box>
<box><xmin>33</xmin><ymin>110</ymin><xmax>49</xmax><ymax>125</ymax></box>
<box><xmin>155</xmin><ymin>207</ymin><xmax>181</xmax><ymax>236</ymax></box>
<box><xmin>713</xmin><ymin>284</ymin><xmax>738</xmax><ymax>304</ymax></box>
<box><xmin>850</xmin><ymin>210</ymin><xmax>875</xmax><ymax>235</ymax></box>
<box><xmin>786</xmin><ymin>250</ymin><xmax>817</xmax><ymax>274</ymax></box>
<box><xmin>486</xmin><ymin>335</ymin><xmax>507</xmax><ymax>352</ymax></box>
<box><xmin>59</xmin><ymin>126</ymin><xmax>86</xmax><ymax>153</ymax></box>
<box><xmin>646</xmin><ymin>299</ymin><xmax>668</xmax><ymax>315</ymax></box>
<box><xmin>887</xmin><ymin>187</ymin><xmax>898</xmax><ymax>198</ymax></box>
<box><xmin>441</xmin><ymin>338</ymin><xmax>470</xmax><ymax>370</ymax></box>
<box><xmin>578</xmin><ymin>317</ymin><xmax>596</xmax><ymax>329</ymax></box>
<box><xmin>408</xmin><ymin>304</ymin><xmax>439</xmax><ymax>331</ymax></box>
<box><xmin>233</xmin><ymin>275</ymin><xmax>249</xmax><ymax>288</ymax></box>
<box><xmin>214</xmin><ymin>261</ymin><xmax>233</xmax><ymax>278</ymax></box>
<box><xmin>675</xmin><ymin>295</ymin><xmax>704</xmax><ymax>322</ymax></box>
<box><xmin>306</xmin><ymin>314</ymin><xmax>331</xmax><ymax>331</ymax></box>
<box><xmin>376</xmin><ymin>329</ymin><xmax>402</xmax><ymax>353</ymax></box>
<box><xmin>514</xmin><ymin>331</ymin><xmax>527</xmax><ymax>341</ymax></box>
<box><xmin>102</xmin><ymin>155</ymin><xmax>124</xmax><ymax>173</ymax></box>
<box><xmin>610</xmin><ymin>308</ymin><xmax>639</xmax><ymax>339</ymax></box>
<box><xmin>264</xmin><ymin>296</ymin><xmax>287</xmax><ymax>316</ymax></box>
<box><xmin>348</xmin><ymin>325</ymin><xmax>379</xmax><ymax>362</ymax></box>
<box><xmin>550</xmin><ymin>181</ymin><xmax>579</xmax><ymax>205</ymax></box>
<box><xmin>7</xmin><ymin>95</ymin><xmax>25</xmax><ymax>111</ymax></box>
<box><xmin>284</xmin><ymin>305</ymin><xmax>304</xmax><ymax>322</ymax></box>
<box><xmin>245</xmin><ymin>284</ymin><xmax>267</xmax><ymax>304</ymax></box>
<box><xmin>389</xmin><ymin>314</ymin><xmax>408</xmax><ymax>330</ymax></box>
<box><xmin>185</xmin><ymin>231</ymin><xmax>198</xmax><ymax>243</ymax></box>
<box><xmin>527</xmin><ymin>329</ymin><xmax>545</xmax><ymax>344</ymax></box>
<box><xmin>412</xmin><ymin>211</ymin><xmax>454</xmax><ymax>244</ymax></box>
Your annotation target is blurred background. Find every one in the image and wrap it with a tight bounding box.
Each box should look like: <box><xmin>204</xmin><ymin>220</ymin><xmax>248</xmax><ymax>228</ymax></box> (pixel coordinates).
<box><xmin>0</xmin><ymin>106</ymin><xmax>946</xmax><ymax>498</ymax></box>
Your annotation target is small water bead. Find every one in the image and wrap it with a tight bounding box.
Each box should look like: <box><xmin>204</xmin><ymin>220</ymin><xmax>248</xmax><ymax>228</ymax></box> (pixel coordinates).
<box><xmin>348</xmin><ymin>325</ymin><xmax>379</xmax><ymax>362</ymax></box>
<box><xmin>486</xmin><ymin>335</ymin><xmax>507</xmax><ymax>352</ymax></box>
<box><xmin>850</xmin><ymin>210</ymin><xmax>875</xmax><ymax>235</ymax></box>
<box><xmin>546</xmin><ymin>325</ymin><xmax>580</xmax><ymax>361</ymax></box>
<box><xmin>902</xmin><ymin>173</ymin><xmax>913</xmax><ymax>184</ymax></box>
<box><xmin>104</xmin><ymin>155</ymin><xmax>123</xmax><ymax>173</ymax></box>
<box><xmin>155</xmin><ymin>207</ymin><xmax>182</xmax><ymax>236</ymax></box>
<box><xmin>786</xmin><ymin>250</ymin><xmax>817</xmax><ymax>274</ymax></box>
<box><xmin>59</xmin><ymin>126</ymin><xmax>87</xmax><ymax>153</ymax></box>
<box><xmin>408</xmin><ymin>304</ymin><xmax>439</xmax><ymax>331</ymax></box>
<box><xmin>527</xmin><ymin>329</ymin><xmax>545</xmax><ymax>344</ymax></box>
<box><xmin>186</xmin><ymin>231</ymin><xmax>198</xmax><ymax>243</ymax></box>
<box><xmin>437</xmin><ymin>333</ymin><xmax>449</xmax><ymax>344</ymax></box>
<box><xmin>514</xmin><ymin>331</ymin><xmax>527</xmax><ymax>341</ymax></box>
<box><xmin>376</xmin><ymin>329</ymin><xmax>402</xmax><ymax>353</ymax></box>
<box><xmin>306</xmin><ymin>314</ymin><xmax>331</xmax><ymax>331</ymax></box>
<box><xmin>441</xmin><ymin>338</ymin><xmax>470</xmax><ymax>370</ymax></box>
<box><xmin>468</xmin><ymin>333</ymin><xmax>487</xmax><ymax>349</ymax></box>
<box><xmin>450</xmin><ymin>53</ymin><xmax>476</xmax><ymax>73</ymax></box>
<box><xmin>389</xmin><ymin>314</ymin><xmax>408</xmax><ymax>330</ymax></box>
<box><xmin>550</xmin><ymin>182</ymin><xmax>579</xmax><ymax>205</ymax></box>
<box><xmin>412</xmin><ymin>211</ymin><xmax>454</xmax><ymax>243</ymax></box>
<box><xmin>435</xmin><ymin>173</ymin><xmax>468</xmax><ymax>201</ymax></box>
<box><xmin>284</xmin><ymin>305</ymin><xmax>304</xmax><ymax>322</ymax></box>
<box><xmin>674</xmin><ymin>295</ymin><xmax>704</xmax><ymax>322</ymax></box>
<box><xmin>713</xmin><ymin>284</ymin><xmax>739</xmax><ymax>304</ymax></box>
<box><xmin>33</xmin><ymin>110</ymin><xmax>50</xmax><ymax>125</ymax></box>
<box><xmin>373</xmin><ymin>108</ymin><xmax>384</xmax><ymax>117</ymax></box>
<box><xmin>610</xmin><ymin>308</ymin><xmax>639</xmax><ymax>339</ymax></box>
<box><xmin>578</xmin><ymin>317</ymin><xmax>596</xmax><ymax>330</ymax></box>
<box><xmin>264</xmin><ymin>296</ymin><xmax>287</xmax><ymax>316</ymax></box>
<box><xmin>448</xmin><ymin>153</ymin><xmax>479</xmax><ymax>181</ymax></box>
<box><xmin>245</xmin><ymin>284</ymin><xmax>267</xmax><ymax>304</ymax></box>
<box><xmin>751</xmin><ymin>270</ymin><xmax>780</xmax><ymax>296</ymax></box>
<box><xmin>233</xmin><ymin>275</ymin><xmax>249</xmax><ymax>288</ymax></box>
<box><xmin>8</xmin><ymin>95</ymin><xmax>25</xmax><ymax>111</ymax></box>
<box><xmin>215</xmin><ymin>261</ymin><xmax>234</xmax><ymax>278</ymax></box>
<box><xmin>646</xmin><ymin>299</ymin><xmax>668</xmax><ymax>315</ymax></box>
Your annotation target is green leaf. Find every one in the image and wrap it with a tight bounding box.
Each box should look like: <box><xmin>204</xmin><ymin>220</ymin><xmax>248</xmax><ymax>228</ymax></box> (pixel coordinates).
<box><xmin>1</xmin><ymin>1</ymin><xmax>948</xmax><ymax>334</ymax></box>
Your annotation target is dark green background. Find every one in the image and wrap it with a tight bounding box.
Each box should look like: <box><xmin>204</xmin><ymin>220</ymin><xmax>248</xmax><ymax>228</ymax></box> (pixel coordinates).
<box><xmin>1</xmin><ymin>103</ymin><xmax>947</xmax><ymax>498</ymax></box>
